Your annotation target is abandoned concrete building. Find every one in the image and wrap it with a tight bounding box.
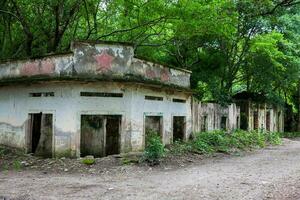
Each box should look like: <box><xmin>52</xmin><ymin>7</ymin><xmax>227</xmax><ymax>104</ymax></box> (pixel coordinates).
<box><xmin>0</xmin><ymin>41</ymin><xmax>193</xmax><ymax>157</ymax></box>
<box><xmin>233</xmin><ymin>92</ymin><xmax>284</xmax><ymax>132</ymax></box>
<box><xmin>0</xmin><ymin>41</ymin><xmax>285</xmax><ymax>158</ymax></box>
<box><xmin>192</xmin><ymin>101</ymin><xmax>240</xmax><ymax>133</ymax></box>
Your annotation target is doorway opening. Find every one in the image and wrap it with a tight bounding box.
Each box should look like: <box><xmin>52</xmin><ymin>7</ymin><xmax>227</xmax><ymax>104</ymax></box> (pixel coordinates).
<box><xmin>173</xmin><ymin>116</ymin><xmax>185</xmax><ymax>142</ymax></box>
<box><xmin>201</xmin><ymin>115</ymin><xmax>208</xmax><ymax>131</ymax></box>
<box><xmin>266</xmin><ymin>111</ymin><xmax>270</xmax><ymax>131</ymax></box>
<box><xmin>27</xmin><ymin>113</ymin><xmax>53</xmax><ymax>157</ymax></box>
<box><xmin>220</xmin><ymin>116</ymin><xmax>227</xmax><ymax>130</ymax></box>
<box><xmin>105</xmin><ymin>116</ymin><xmax>121</xmax><ymax>156</ymax></box>
<box><xmin>253</xmin><ymin>111</ymin><xmax>259</xmax><ymax>130</ymax></box>
<box><xmin>145</xmin><ymin>116</ymin><xmax>163</xmax><ymax>146</ymax></box>
<box><xmin>80</xmin><ymin>115</ymin><xmax>121</xmax><ymax>158</ymax></box>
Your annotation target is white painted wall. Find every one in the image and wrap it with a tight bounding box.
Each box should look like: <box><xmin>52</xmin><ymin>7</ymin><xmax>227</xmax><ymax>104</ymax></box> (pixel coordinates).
<box><xmin>0</xmin><ymin>82</ymin><xmax>192</xmax><ymax>157</ymax></box>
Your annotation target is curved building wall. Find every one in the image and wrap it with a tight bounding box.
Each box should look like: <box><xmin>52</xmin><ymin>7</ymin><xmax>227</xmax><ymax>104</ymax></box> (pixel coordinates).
<box><xmin>0</xmin><ymin>82</ymin><xmax>192</xmax><ymax>157</ymax></box>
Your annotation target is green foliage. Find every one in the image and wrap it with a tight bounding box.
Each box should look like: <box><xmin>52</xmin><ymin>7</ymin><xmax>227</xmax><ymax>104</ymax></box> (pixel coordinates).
<box><xmin>81</xmin><ymin>157</ymin><xmax>95</xmax><ymax>165</ymax></box>
<box><xmin>12</xmin><ymin>160</ymin><xmax>22</xmax><ymax>171</ymax></box>
<box><xmin>168</xmin><ymin>130</ymin><xmax>282</xmax><ymax>158</ymax></box>
<box><xmin>0</xmin><ymin>0</ymin><xmax>299</xmax><ymax>109</ymax></box>
<box><xmin>281</xmin><ymin>132</ymin><xmax>300</xmax><ymax>138</ymax></box>
<box><xmin>167</xmin><ymin>140</ymin><xmax>193</xmax><ymax>155</ymax></box>
<box><xmin>192</xmin><ymin>139</ymin><xmax>215</xmax><ymax>154</ymax></box>
<box><xmin>143</xmin><ymin>131</ymin><xmax>164</xmax><ymax>165</ymax></box>
<box><xmin>194</xmin><ymin>131</ymin><xmax>231</xmax><ymax>153</ymax></box>
<box><xmin>265</xmin><ymin>132</ymin><xmax>282</xmax><ymax>145</ymax></box>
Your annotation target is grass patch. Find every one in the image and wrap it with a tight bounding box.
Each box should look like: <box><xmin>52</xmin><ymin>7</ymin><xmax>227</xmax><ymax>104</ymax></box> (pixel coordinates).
<box><xmin>81</xmin><ymin>156</ymin><xmax>95</xmax><ymax>165</ymax></box>
<box><xmin>12</xmin><ymin>160</ymin><xmax>22</xmax><ymax>171</ymax></box>
<box><xmin>166</xmin><ymin>130</ymin><xmax>282</xmax><ymax>158</ymax></box>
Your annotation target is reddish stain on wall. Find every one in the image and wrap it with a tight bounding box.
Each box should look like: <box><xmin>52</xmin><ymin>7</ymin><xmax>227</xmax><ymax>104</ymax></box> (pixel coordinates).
<box><xmin>40</xmin><ymin>59</ymin><xmax>55</xmax><ymax>74</ymax></box>
<box><xmin>146</xmin><ymin>69</ymin><xmax>156</xmax><ymax>79</ymax></box>
<box><xmin>20</xmin><ymin>59</ymin><xmax>55</xmax><ymax>76</ymax></box>
<box><xmin>94</xmin><ymin>51</ymin><xmax>114</xmax><ymax>72</ymax></box>
<box><xmin>160</xmin><ymin>68</ymin><xmax>170</xmax><ymax>82</ymax></box>
<box><xmin>20</xmin><ymin>62</ymin><xmax>40</xmax><ymax>76</ymax></box>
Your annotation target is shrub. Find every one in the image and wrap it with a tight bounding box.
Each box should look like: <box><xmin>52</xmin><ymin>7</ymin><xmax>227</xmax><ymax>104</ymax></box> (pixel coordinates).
<box><xmin>168</xmin><ymin>140</ymin><xmax>193</xmax><ymax>155</ymax></box>
<box><xmin>265</xmin><ymin>132</ymin><xmax>282</xmax><ymax>145</ymax></box>
<box><xmin>192</xmin><ymin>139</ymin><xmax>214</xmax><ymax>154</ymax></box>
<box><xmin>13</xmin><ymin>160</ymin><xmax>22</xmax><ymax>171</ymax></box>
<box><xmin>81</xmin><ymin>156</ymin><xmax>95</xmax><ymax>165</ymax></box>
<box><xmin>143</xmin><ymin>131</ymin><xmax>164</xmax><ymax>165</ymax></box>
<box><xmin>194</xmin><ymin>131</ymin><xmax>230</xmax><ymax>153</ymax></box>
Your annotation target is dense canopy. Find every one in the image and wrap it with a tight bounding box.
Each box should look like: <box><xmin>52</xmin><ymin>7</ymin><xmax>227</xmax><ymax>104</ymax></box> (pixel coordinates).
<box><xmin>1</xmin><ymin>0</ymin><xmax>300</xmax><ymax>110</ymax></box>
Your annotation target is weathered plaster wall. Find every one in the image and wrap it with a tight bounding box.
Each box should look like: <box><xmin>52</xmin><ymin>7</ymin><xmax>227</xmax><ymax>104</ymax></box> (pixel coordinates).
<box><xmin>0</xmin><ymin>82</ymin><xmax>192</xmax><ymax>157</ymax></box>
<box><xmin>237</xmin><ymin>101</ymin><xmax>284</xmax><ymax>132</ymax></box>
<box><xmin>192</xmin><ymin>100</ymin><xmax>240</xmax><ymax>133</ymax></box>
<box><xmin>0</xmin><ymin>42</ymin><xmax>190</xmax><ymax>89</ymax></box>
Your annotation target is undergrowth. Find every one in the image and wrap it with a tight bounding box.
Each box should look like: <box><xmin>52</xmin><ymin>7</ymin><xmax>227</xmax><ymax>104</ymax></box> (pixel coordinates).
<box><xmin>167</xmin><ymin>130</ymin><xmax>282</xmax><ymax>156</ymax></box>
<box><xmin>143</xmin><ymin>130</ymin><xmax>165</xmax><ymax>165</ymax></box>
<box><xmin>280</xmin><ymin>132</ymin><xmax>300</xmax><ymax>138</ymax></box>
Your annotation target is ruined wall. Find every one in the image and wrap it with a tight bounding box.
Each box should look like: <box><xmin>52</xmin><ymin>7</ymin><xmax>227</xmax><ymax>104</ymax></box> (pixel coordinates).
<box><xmin>237</xmin><ymin>101</ymin><xmax>284</xmax><ymax>132</ymax></box>
<box><xmin>0</xmin><ymin>42</ymin><xmax>190</xmax><ymax>89</ymax></box>
<box><xmin>0</xmin><ymin>82</ymin><xmax>192</xmax><ymax>156</ymax></box>
<box><xmin>192</xmin><ymin>100</ymin><xmax>240</xmax><ymax>133</ymax></box>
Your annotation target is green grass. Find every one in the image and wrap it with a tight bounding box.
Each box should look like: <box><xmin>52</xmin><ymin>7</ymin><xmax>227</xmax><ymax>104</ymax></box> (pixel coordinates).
<box><xmin>81</xmin><ymin>157</ymin><xmax>95</xmax><ymax>165</ymax></box>
<box><xmin>167</xmin><ymin>130</ymin><xmax>282</xmax><ymax>156</ymax></box>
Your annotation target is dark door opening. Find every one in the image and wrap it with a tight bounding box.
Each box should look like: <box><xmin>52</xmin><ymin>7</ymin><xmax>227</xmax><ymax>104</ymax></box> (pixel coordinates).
<box><xmin>145</xmin><ymin>116</ymin><xmax>163</xmax><ymax>146</ymax></box>
<box><xmin>254</xmin><ymin>111</ymin><xmax>259</xmax><ymax>130</ymax></box>
<box><xmin>173</xmin><ymin>116</ymin><xmax>185</xmax><ymax>142</ymax></box>
<box><xmin>221</xmin><ymin>116</ymin><xmax>227</xmax><ymax>130</ymax></box>
<box><xmin>81</xmin><ymin>115</ymin><xmax>105</xmax><ymax>157</ymax></box>
<box><xmin>277</xmin><ymin>112</ymin><xmax>281</xmax><ymax>132</ymax></box>
<box><xmin>145</xmin><ymin>116</ymin><xmax>162</xmax><ymax>137</ymax></box>
<box><xmin>105</xmin><ymin>116</ymin><xmax>121</xmax><ymax>156</ymax></box>
<box><xmin>80</xmin><ymin>115</ymin><xmax>121</xmax><ymax>158</ymax></box>
<box><xmin>201</xmin><ymin>115</ymin><xmax>207</xmax><ymax>132</ymax></box>
<box><xmin>266</xmin><ymin>111</ymin><xmax>270</xmax><ymax>131</ymax></box>
<box><xmin>28</xmin><ymin>113</ymin><xmax>53</xmax><ymax>158</ymax></box>
<box><xmin>240</xmin><ymin>113</ymin><xmax>248</xmax><ymax>130</ymax></box>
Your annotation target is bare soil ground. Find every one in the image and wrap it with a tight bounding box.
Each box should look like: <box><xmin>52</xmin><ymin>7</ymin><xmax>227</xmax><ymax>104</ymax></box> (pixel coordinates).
<box><xmin>1</xmin><ymin>138</ymin><xmax>300</xmax><ymax>200</ymax></box>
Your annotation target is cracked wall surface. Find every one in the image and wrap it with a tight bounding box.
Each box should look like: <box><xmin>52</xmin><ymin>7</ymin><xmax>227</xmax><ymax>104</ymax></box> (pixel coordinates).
<box><xmin>0</xmin><ymin>41</ymin><xmax>191</xmax><ymax>89</ymax></box>
<box><xmin>192</xmin><ymin>100</ymin><xmax>240</xmax><ymax>132</ymax></box>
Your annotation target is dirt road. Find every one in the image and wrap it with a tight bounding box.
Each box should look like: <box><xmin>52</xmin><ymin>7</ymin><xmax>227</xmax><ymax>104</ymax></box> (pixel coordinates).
<box><xmin>1</xmin><ymin>138</ymin><xmax>300</xmax><ymax>200</ymax></box>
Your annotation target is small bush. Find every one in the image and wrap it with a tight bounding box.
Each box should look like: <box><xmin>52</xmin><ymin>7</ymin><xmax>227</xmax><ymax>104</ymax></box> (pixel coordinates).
<box><xmin>194</xmin><ymin>131</ymin><xmax>230</xmax><ymax>153</ymax></box>
<box><xmin>81</xmin><ymin>156</ymin><xmax>95</xmax><ymax>165</ymax></box>
<box><xmin>265</xmin><ymin>132</ymin><xmax>282</xmax><ymax>145</ymax></box>
<box><xmin>167</xmin><ymin>140</ymin><xmax>193</xmax><ymax>155</ymax></box>
<box><xmin>192</xmin><ymin>139</ymin><xmax>214</xmax><ymax>154</ymax></box>
<box><xmin>143</xmin><ymin>131</ymin><xmax>164</xmax><ymax>165</ymax></box>
<box><xmin>13</xmin><ymin>160</ymin><xmax>22</xmax><ymax>171</ymax></box>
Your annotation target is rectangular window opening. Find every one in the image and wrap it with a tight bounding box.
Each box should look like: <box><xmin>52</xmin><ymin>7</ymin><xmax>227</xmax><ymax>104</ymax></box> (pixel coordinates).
<box><xmin>80</xmin><ymin>92</ymin><xmax>123</xmax><ymax>98</ymax></box>
<box><xmin>173</xmin><ymin>98</ymin><xmax>186</xmax><ymax>103</ymax></box>
<box><xmin>145</xmin><ymin>96</ymin><xmax>163</xmax><ymax>101</ymax></box>
<box><xmin>29</xmin><ymin>92</ymin><xmax>54</xmax><ymax>97</ymax></box>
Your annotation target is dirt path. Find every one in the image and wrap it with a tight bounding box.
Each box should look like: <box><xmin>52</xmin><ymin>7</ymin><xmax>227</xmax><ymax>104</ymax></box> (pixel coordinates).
<box><xmin>1</xmin><ymin>138</ymin><xmax>300</xmax><ymax>200</ymax></box>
